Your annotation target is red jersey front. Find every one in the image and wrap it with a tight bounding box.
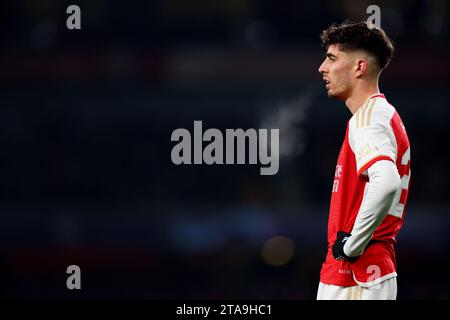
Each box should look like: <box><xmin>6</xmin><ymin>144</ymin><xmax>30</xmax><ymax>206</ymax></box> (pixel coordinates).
<box><xmin>320</xmin><ymin>93</ymin><xmax>411</xmax><ymax>287</ymax></box>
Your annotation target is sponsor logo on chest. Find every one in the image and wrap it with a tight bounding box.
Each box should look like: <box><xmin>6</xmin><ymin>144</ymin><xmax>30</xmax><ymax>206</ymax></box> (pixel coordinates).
<box><xmin>332</xmin><ymin>164</ymin><xmax>343</xmax><ymax>193</ymax></box>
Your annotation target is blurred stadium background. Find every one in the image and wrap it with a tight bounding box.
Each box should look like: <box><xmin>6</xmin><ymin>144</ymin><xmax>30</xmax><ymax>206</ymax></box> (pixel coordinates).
<box><xmin>0</xmin><ymin>0</ymin><xmax>449</xmax><ymax>299</ymax></box>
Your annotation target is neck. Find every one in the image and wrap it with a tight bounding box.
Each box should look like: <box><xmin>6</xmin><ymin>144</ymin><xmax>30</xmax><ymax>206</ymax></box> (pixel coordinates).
<box><xmin>345</xmin><ymin>81</ymin><xmax>380</xmax><ymax>114</ymax></box>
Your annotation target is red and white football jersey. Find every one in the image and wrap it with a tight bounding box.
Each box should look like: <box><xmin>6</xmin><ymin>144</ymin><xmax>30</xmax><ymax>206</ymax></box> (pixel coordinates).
<box><xmin>320</xmin><ymin>93</ymin><xmax>411</xmax><ymax>287</ymax></box>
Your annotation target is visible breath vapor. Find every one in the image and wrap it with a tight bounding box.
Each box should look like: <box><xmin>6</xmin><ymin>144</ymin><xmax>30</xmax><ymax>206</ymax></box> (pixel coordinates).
<box><xmin>260</xmin><ymin>89</ymin><xmax>316</xmax><ymax>160</ymax></box>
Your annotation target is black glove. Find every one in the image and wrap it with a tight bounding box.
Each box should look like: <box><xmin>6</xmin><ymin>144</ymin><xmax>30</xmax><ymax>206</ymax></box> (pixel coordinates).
<box><xmin>332</xmin><ymin>231</ymin><xmax>356</xmax><ymax>262</ymax></box>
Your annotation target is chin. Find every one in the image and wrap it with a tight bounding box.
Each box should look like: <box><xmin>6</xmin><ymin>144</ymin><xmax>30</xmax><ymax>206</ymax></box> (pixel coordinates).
<box><xmin>328</xmin><ymin>90</ymin><xmax>346</xmax><ymax>100</ymax></box>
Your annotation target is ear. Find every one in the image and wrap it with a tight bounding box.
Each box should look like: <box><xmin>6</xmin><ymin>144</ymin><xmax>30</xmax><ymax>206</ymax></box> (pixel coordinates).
<box><xmin>355</xmin><ymin>59</ymin><xmax>368</xmax><ymax>78</ymax></box>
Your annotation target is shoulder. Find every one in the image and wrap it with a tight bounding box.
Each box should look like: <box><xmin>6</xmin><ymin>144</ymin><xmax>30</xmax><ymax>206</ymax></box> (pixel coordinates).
<box><xmin>349</xmin><ymin>96</ymin><xmax>396</xmax><ymax>132</ymax></box>
<box><xmin>371</xmin><ymin>97</ymin><xmax>396</xmax><ymax>125</ymax></box>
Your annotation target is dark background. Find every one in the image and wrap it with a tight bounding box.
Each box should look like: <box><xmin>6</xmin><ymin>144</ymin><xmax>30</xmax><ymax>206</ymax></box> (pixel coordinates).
<box><xmin>0</xmin><ymin>0</ymin><xmax>449</xmax><ymax>299</ymax></box>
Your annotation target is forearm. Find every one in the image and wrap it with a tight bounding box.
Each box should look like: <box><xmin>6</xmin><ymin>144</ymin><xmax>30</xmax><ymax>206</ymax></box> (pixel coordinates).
<box><xmin>344</xmin><ymin>160</ymin><xmax>401</xmax><ymax>257</ymax></box>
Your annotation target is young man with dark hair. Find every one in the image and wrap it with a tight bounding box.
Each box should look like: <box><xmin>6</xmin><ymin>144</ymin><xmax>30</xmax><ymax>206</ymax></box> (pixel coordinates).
<box><xmin>317</xmin><ymin>21</ymin><xmax>411</xmax><ymax>300</ymax></box>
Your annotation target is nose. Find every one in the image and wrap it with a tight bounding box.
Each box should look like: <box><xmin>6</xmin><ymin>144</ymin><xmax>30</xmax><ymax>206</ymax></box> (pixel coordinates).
<box><xmin>318</xmin><ymin>60</ymin><xmax>326</xmax><ymax>74</ymax></box>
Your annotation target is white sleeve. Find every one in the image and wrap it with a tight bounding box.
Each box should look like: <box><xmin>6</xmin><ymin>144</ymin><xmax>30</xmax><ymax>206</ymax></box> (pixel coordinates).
<box><xmin>349</xmin><ymin>102</ymin><xmax>397</xmax><ymax>177</ymax></box>
<box><xmin>343</xmin><ymin>160</ymin><xmax>401</xmax><ymax>257</ymax></box>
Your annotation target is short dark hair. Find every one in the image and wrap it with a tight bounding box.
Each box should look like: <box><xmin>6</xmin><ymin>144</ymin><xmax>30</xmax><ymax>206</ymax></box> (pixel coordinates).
<box><xmin>320</xmin><ymin>20</ymin><xmax>395</xmax><ymax>70</ymax></box>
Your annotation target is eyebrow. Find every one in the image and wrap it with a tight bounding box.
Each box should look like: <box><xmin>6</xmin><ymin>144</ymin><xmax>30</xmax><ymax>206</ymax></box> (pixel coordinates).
<box><xmin>327</xmin><ymin>53</ymin><xmax>337</xmax><ymax>59</ymax></box>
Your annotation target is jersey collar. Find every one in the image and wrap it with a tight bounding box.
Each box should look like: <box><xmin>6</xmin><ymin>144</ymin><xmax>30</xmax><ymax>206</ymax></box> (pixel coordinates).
<box><xmin>368</xmin><ymin>93</ymin><xmax>385</xmax><ymax>100</ymax></box>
